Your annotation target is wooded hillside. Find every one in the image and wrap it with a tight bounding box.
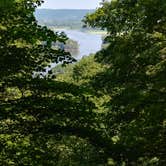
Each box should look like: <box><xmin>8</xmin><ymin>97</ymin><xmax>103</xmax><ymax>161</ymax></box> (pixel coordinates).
<box><xmin>35</xmin><ymin>9</ymin><xmax>94</xmax><ymax>28</ymax></box>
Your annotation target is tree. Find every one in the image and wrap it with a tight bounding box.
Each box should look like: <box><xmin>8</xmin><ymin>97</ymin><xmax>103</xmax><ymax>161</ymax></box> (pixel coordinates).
<box><xmin>85</xmin><ymin>0</ymin><xmax>166</xmax><ymax>165</ymax></box>
<box><xmin>0</xmin><ymin>1</ymin><xmax>108</xmax><ymax>165</ymax></box>
<box><xmin>0</xmin><ymin>0</ymin><xmax>94</xmax><ymax>165</ymax></box>
<box><xmin>1</xmin><ymin>0</ymin><xmax>165</xmax><ymax>165</ymax></box>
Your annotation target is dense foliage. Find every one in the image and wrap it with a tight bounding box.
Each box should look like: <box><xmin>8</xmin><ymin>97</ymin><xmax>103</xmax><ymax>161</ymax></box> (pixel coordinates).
<box><xmin>0</xmin><ymin>0</ymin><xmax>93</xmax><ymax>165</ymax></box>
<box><xmin>52</xmin><ymin>39</ymin><xmax>79</xmax><ymax>57</ymax></box>
<box><xmin>0</xmin><ymin>0</ymin><xmax>166</xmax><ymax>165</ymax></box>
<box><xmin>85</xmin><ymin>0</ymin><xmax>166</xmax><ymax>165</ymax></box>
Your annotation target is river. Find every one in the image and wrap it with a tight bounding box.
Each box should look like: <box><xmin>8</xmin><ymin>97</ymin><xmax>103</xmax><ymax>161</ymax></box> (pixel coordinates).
<box><xmin>44</xmin><ymin>29</ymin><xmax>103</xmax><ymax>72</ymax></box>
<box><xmin>62</xmin><ymin>29</ymin><xmax>102</xmax><ymax>59</ymax></box>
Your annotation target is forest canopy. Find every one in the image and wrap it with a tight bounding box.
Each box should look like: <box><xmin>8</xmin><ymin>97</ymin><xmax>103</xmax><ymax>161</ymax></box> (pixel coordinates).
<box><xmin>0</xmin><ymin>0</ymin><xmax>166</xmax><ymax>165</ymax></box>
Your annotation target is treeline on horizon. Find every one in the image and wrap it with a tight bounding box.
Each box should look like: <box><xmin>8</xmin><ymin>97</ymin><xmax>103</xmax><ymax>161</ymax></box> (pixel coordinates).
<box><xmin>35</xmin><ymin>9</ymin><xmax>95</xmax><ymax>29</ymax></box>
<box><xmin>0</xmin><ymin>0</ymin><xmax>166</xmax><ymax>165</ymax></box>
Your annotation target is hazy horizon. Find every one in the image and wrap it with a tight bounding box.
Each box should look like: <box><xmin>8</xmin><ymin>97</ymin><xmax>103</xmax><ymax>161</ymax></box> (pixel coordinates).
<box><xmin>38</xmin><ymin>0</ymin><xmax>102</xmax><ymax>9</ymax></box>
<box><xmin>37</xmin><ymin>8</ymin><xmax>95</xmax><ymax>10</ymax></box>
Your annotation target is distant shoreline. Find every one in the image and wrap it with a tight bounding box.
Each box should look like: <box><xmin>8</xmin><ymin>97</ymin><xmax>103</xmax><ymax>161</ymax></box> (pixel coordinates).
<box><xmin>35</xmin><ymin>9</ymin><xmax>106</xmax><ymax>35</ymax></box>
<box><xmin>47</xmin><ymin>27</ymin><xmax>106</xmax><ymax>35</ymax></box>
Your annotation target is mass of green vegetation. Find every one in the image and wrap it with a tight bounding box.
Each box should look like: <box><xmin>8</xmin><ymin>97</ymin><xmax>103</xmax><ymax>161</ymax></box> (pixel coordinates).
<box><xmin>52</xmin><ymin>39</ymin><xmax>79</xmax><ymax>57</ymax></box>
<box><xmin>0</xmin><ymin>0</ymin><xmax>166</xmax><ymax>165</ymax></box>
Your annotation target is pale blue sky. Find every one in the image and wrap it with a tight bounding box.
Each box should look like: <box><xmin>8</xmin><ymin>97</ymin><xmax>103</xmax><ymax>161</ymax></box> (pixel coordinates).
<box><xmin>39</xmin><ymin>0</ymin><xmax>102</xmax><ymax>9</ymax></box>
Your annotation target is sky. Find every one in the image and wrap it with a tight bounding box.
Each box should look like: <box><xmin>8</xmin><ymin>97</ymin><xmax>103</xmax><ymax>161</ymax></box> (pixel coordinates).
<box><xmin>39</xmin><ymin>0</ymin><xmax>102</xmax><ymax>9</ymax></box>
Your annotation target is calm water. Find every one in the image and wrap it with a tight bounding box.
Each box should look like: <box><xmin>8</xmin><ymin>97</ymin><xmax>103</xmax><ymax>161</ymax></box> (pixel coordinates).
<box><xmin>45</xmin><ymin>29</ymin><xmax>102</xmax><ymax>72</ymax></box>
<box><xmin>62</xmin><ymin>29</ymin><xmax>102</xmax><ymax>59</ymax></box>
